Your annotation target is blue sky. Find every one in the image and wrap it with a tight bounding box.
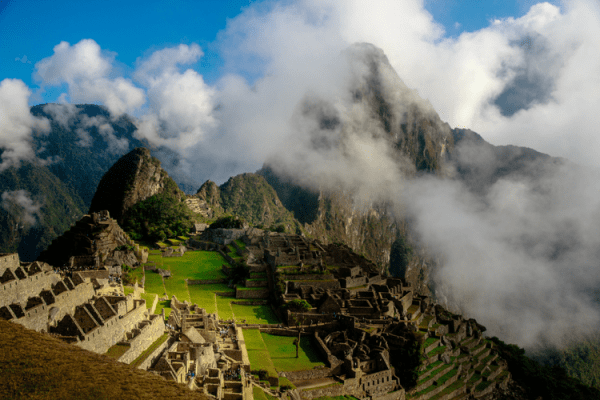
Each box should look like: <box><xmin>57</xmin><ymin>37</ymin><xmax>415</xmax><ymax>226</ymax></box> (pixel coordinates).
<box><xmin>1</xmin><ymin>0</ymin><xmax>545</xmax><ymax>102</ymax></box>
<box><xmin>2</xmin><ymin>0</ymin><xmax>600</xmax><ymax>174</ymax></box>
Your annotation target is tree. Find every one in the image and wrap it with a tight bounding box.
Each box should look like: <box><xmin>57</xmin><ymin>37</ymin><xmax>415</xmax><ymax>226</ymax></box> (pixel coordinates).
<box><xmin>389</xmin><ymin>234</ymin><xmax>412</xmax><ymax>279</ymax></box>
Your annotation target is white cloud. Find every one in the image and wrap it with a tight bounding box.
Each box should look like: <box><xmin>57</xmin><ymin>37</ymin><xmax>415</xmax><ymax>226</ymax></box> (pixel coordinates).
<box><xmin>133</xmin><ymin>44</ymin><xmax>217</xmax><ymax>156</ymax></box>
<box><xmin>35</xmin><ymin>39</ymin><xmax>146</xmax><ymax>116</ymax></box>
<box><xmin>1</xmin><ymin>190</ymin><xmax>43</xmax><ymax>226</ymax></box>
<box><xmin>0</xmin><ymin>79</ymin><xmax>50</xmax><ymax>171</ymax></box>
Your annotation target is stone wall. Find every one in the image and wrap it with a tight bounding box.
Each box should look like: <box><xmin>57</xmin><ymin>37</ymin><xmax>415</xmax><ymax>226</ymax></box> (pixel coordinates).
<box><xmin>0</xmin><ymin>253</ymin><xmax>19</xmax><ymax>274</ymax></box>
<box><xmin>78</xmin><ymin>300</ymin><xmax>147</xmax><ymax>354</ymax></box>
<box><xmin>149</xmin><ymin>293</ymin><xmax>159</xmax><ymax>314</ymax></box>
<box><xmin>282</xmin><ymin>367</ymin><xmax>332</xmax><ymax>381</ymax></box>
<box><xmin>279</xmin><ymin>274</ymin><xmax>334</xmax><ymax>281</ymax></box>
<box><xmin>218</xmin><ymin>249</ymin><xmax>236</xmax><ymax>265</ymax></box>
<box><xmin>137</xmin><ymin>336</ymin><xmax>174</xmax><ymax>370</ymax></box>
<box><xmin>235</xmin><ymin>288</ymin><xmax>269</xmax><ymax>299</ymax></box>
<box><xmin>245</xmin><ymin>279</ymin><xmax>268</xmax><ymax>288</ymax></box>
<box><xmin>299</xmin><ymin>383</ymin><xmax>345</xmax><ymax>399</ymax></box>
<box><xmin>0</xmin><ymin>268</ymin><xmax>61</xmax><ymax>307</ymax></box>
<box><xmin>289</xmin><ymin>280</ymin><xmax>340</xmax><ymax>290</ymax></box>
<box><xmin>231</xmin><ymin>300</ymin><xmax>268</xmax><ymax>306</ymax></box>
<box><xmin>372</xmin><ymin>389</ymin><xmax>406</xmax><ymax>400</ymax></box>
<box><xmin>187</xmin><ymin>279</ymin><xmax>227</xmax><ymax>284</ymax></box>
<box><xmin>118</xmin><ymin>314</ymin><xmax>166</xmax><ymax>364</ymax></box>
<box><xmin>341</xmin><ymin>276</ymin><xmax>367</xmax><ymax>288</ymax></box>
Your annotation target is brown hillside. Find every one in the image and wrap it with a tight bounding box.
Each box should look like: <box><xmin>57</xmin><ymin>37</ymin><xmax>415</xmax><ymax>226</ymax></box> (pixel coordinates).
<box><xmin>0</xmin><ymin>320</ymin><xmax>206</xmax><ymax>400</ymax></box>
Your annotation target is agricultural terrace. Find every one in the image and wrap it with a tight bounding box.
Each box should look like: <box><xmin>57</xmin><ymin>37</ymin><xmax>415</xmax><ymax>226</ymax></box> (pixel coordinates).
<box><xmin>130</xmin><ymin>248</ymin><xmax>281</xmax><ymax>324</ymax></box>
<box><xmin>243</xmin><ymin>329</ymin><xmax>326</xmax><ymax>384</ymax></box>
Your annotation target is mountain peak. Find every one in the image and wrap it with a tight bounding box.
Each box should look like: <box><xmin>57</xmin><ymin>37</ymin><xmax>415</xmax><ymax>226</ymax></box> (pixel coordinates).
<box><xmin>88</xmin><ymin>147</ymin><xmax>181</xmax><ymax>223</ymax></box>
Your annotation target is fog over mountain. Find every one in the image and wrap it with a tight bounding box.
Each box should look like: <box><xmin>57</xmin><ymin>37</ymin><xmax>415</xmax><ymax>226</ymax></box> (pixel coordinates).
<box><xmin>2</xmin><ymin>0</ymin><xmax>600</xmax><ymax>351</ymax></box>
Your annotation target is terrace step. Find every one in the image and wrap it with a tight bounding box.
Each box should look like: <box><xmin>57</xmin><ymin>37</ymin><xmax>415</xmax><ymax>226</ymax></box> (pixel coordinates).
<box><xmin>411</xmin><ymin>368</ymin><xmax>460</xmax><ymax>400</ymax></box>
<box><xmin>415</xmin><ymin>363</ymin><xmax>454</xmax><ymax>391</ymax></box>
<box><xmin>428</xmin><ymin>379</ymin><xmax>467</xmax><ymax>400</ymax></box>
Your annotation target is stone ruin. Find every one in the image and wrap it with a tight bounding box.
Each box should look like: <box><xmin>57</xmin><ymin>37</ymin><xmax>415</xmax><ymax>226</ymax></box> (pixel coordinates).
<box><xmin>0</xmin><ymin>252</ymin><xmax>165</xmax><ymax>360</ymax></box>
<box><xmin>37</xmin><ymin>210</ymin><xmax>148</xmax><ymax>272</ymax></box>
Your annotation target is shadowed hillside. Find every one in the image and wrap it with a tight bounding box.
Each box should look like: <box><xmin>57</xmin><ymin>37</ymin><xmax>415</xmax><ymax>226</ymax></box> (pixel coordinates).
<box><xmin>0</xmin><ymin>319</ymin><xmax>206</xmax><ymax>400</ymax></box>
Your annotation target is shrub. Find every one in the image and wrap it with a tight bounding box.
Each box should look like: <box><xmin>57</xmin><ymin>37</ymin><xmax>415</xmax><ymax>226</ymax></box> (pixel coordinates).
<box><xmin>209</xmin><ymin>215</ymin><xmax>246</xmax><ymax>229</ymax></box>
<box><xmin>122</xmin><ymin>189</ymin><xmax>195</xmax><ymax>242</ymax></box>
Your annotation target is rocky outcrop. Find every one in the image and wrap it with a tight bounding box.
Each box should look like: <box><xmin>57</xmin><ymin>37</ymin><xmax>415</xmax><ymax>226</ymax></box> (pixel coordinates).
<box><xmin>88</xmin><ymin>147</ymin><xmax>182</xmax><ymax>224</ymax></box>
<box><xmin>193</xmin><ymin>173</ymin><xmax>302</xmax><ymax>232</ymax></box>
<box><xmin>37</xmin><ymin>210</ymin><xmax>140</xmax><ymax>270</ymax></box>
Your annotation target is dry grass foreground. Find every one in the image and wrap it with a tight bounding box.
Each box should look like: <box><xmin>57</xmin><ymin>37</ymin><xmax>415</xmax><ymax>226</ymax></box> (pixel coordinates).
<box><xmin>0</xmin><ymin>320</ymin><xmax>206</xmax><ymax>400</ymax></box>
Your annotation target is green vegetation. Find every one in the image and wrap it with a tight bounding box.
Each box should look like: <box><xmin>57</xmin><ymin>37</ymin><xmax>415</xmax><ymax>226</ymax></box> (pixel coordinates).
<box><xmin>538</xmin><ymin>334</ymin><xmax>600</xmax><ymax>389</ymax></box>
<box><xmin>209</xmin><ymin>215</ymin><xmax>246</xmax><ymax>229</ymax></box>
<box><xmin>105</xmin><ymin>343</ymin><xmax>130</xmax><ymax>359</ymax></box>
<box><xmin>252</xmin><ymin>387</ymin><xmax>278</xmax><ymax>400</ymax></box>
<box><xmin>140</xmin><ymin>293</ymin><xmax>157</xmax><ymax>310</ymax></box>
<box><xmin>122</xmin><ymin>178</ymin><xmax>195</xmax><ymax>242</ymax></box>
<box><xmin>162</xmin><ymin>250</ymin><xmax>228</xmax><ymax>280</ymax></box>
<box><xmin>144</xmin><ymin>272</ymin><xmax>165</xmax><ymax>296</ymax></box>
<box><xmin>244</xmin><ymin>330</ymin><xmax>278</xmax><ymax>379</ymax></box>
<box><xmin>122</xmin><ymin>265</ymin><xmax>144</xmax><ymax>286</ymax></box>
<box><xmin>155</xmin><ymin>300</ymin><xmax>171</xmax><ymax>317</ymax></box>
<box><xmin>163</xmin><ymin>275</ymin><xmax>190</xmax><ymax>303</ymax></box>
<box><xmin>216</xmin><ymin>296</ymin><xmax>235</xmax><ymax>320</ymax></box>
<box><xmin>261</xmin><ymin>333</ymin><xmax>325</xmax><ymax>371</ymax></box>
<box><xmin>389</xmin><ymin>234</ymin><xmax>412</xmax><ymax>278</ymax></box>
<box><xmin>231</xmin><ymin>304</ymin><xmax>279</xmax><ymax>324</ymax></box>
<box><xmin>490</xmin><ymin>336</ymin><xmax>600</xmax><ymax>400</ymax></box>
<box><xmin>281</xmin><ymin>299</ymin><xmax>311</xmax><ymax>312</ymax></box>
<box><xmin>188</xmin><ymin>285</ymin><xmax>218</xmax><ymax>314</ymax></box>
<box><xmin>390</xmin><ymin>330</ymin><xmax>422</xmax><ymax>390</ymax></box>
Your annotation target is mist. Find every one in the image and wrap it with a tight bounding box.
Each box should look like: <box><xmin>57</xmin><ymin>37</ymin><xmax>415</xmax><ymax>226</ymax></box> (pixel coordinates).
<box><xmin>1</xmin><ymin>190</ymin><xmax>43</xmax><ymax>226</ymax></box>
<box><xmin>2</xmin><ymin>0</ymin><xmax>600</xmax><ymax>349</ymax></box>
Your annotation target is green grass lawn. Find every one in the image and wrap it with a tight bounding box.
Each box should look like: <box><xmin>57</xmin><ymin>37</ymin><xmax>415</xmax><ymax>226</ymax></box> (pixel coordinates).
<box><xmin>188</xmin><ymin>285</ymin><xmax>217</xmax><ymax>314</ymax></box>
<box><xmin>163</xmin><ymin>276</ymin><xmax>190</xmax><ymax>303</ymax></box>
<box><xmin>235</xmin><ymin>239</ymin><xmax>246</xmax><ymax>250</ymax></box>
<box><xmin>144</xmin><ymin>272</ymin><xmax>166</xmax><ymax>296</ymax></box>
<box><xmin>125</xmin><ymin>267</ymin><xmax>145</xmax><ymax>285</ymax></box>
<box><xmin>232</xmin><ymin>305</ymin><xmax>279</xmax><ymax>324</ymax></box>
<box><xmin>216</xmin><ymin>296</ymin><xmax>236</xmax><ymax>320</ymax></box>
<box><xmin>140</xmin><ymin>293</ymin><xmax>157</xmax><ymax>310</ymax></box>
<box><xmin>253</xmin><ymin>387</ymin><xmax>277</xmax><ymax>400</ymax></box>
<box><xmin>155</xmin><ymin>300</ymin><xmax>171</xmax><ymax>317</ymax></box>
<box><xmin>260</xmin><ymin>333</ymin><xmax>325</xmax><ymax>371</ymax></box>
<box><xmin>244</xmin><ymin>330</ymin><xmax>278</xmax><ymax>378</ymax></box>
<box><xmin>161</xmin><ymin>251</ymin><xmax>228</xmax><ymax>280</ymax></box>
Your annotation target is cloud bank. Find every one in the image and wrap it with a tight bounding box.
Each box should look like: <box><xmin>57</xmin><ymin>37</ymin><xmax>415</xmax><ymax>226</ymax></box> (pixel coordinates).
<box><xmin>0</xmin><ymin>79</ymin><xmax>50</xmax><ymax>171</ymax></box>
<box><xmin>4</xmin><ymin>0</ymin><xmax>600</xmax><ymax>349</ymax></box>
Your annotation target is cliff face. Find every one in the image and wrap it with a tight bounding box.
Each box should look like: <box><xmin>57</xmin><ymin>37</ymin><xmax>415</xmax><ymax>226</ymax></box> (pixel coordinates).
<box><xmin>193</xmin><ymin>173</ymin><xmax>302</xmax><ymax>231</ymax></box>
<box><xmin>255</xmin><ymin>43</ymin><xmax>454</xmax><ymax>295</ymax></box>
<box><xmin>344</xmin><ymin>43</ymin><xmax>454</xmax><ymax>175</ymax></box>
<box><xmin>88</xmin><ymin>147</ymin><xmax>182</xmax><ymax>223</ymax></box>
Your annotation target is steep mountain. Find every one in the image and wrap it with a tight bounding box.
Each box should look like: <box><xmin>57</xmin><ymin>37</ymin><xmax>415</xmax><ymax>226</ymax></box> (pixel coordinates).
<box><xmin>450</xmin><ymin>128</ymin><xmax>567</xmax><ymax>194</ymax></box>
<box><xmin>0</xmin><ymin>162</ymin><xmax>85</xmax><ymax>261</ymax></box>
<box><xmin>0</xmin><ymin>104</ymin><xmax>200</xmax><ymax>261</ymax></box>
<box><xmin>88</xmin><ymin>147</ymin><xmax>183</xmax><ymax>224</ymax></box>
<box><xmin>194</xmin><ymin>173</ymin><xmax>302</xmax><ymax>232</ymax></box>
